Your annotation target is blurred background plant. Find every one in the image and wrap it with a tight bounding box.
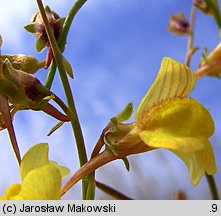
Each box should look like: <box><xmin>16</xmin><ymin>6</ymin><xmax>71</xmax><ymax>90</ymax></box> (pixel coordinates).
<box><xmin>0</xmin><ymin>0</ymin><xmax>220</xmax><ymax>199</ymax></box>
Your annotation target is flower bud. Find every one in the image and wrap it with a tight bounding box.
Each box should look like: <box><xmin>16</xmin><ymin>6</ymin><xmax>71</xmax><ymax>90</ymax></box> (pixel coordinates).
<box><xmin>168</xmin><ymin>13</ymin><xmax>190</xmax><ymax>36</ymax></box>
<box><xmin>193</xmin><ymin>0</ymin><xmax>218</xmax><ymax>15</ymax></box>
<box><xmin>1</xmin><ymin>54</ymin><xmax>45</xmax><ymax>74</ymax></box>
<box><xmin>0</xmin><ymin>58</ymin><xmax>70</xmax><ymax>122</ymax></box>
<box><xmin>24</xmin><ymin>6</ymin><xmax>65</xmax><ymax>68</ymax></box>
<box><xmin>25</xmin><ymin>6</ymin><xmax>64</xmax><ymax>51</ymax></box>
<box><xmin>0</xmin><ymin>58</ymin><xmax>48</xmax><ymax>108</ymax></box>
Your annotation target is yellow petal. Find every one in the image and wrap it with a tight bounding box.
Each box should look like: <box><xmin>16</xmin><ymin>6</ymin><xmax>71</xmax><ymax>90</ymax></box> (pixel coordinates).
<box><xmin>138</xmin><ymin>98</ymin><xmax>214</xmax><ymax>152</ymax></box>
<box><xmin>17</xmin><ymin>165</ymin><xmax>61</xmax><ymax>200</ymax></box>
<box><xmin>172</xmin><ymin>140</ymin><xmax>217</xmax><ymax>186</ymax></box>
<box><xmin>0</xmin><ymin>184</ymin><xmax>21</xmax><ymax>200</ymax></box>
<box><xmin>198</xmin><ymin>42</ymin><xmax>221</xmax><ymax>77</ymax></box>
<box><xmin>136</xmin><ymin>57</ymin><xmax>196</xmax><ymax>123</ymax></box>
<box><xmin>49</xmin><ymin>161</ymin><xmax>70</xmax><ymax>179</ymax></box>
<box><xmin>20</xmin><ymin>143</ymin><xmax>49</xmax><ymax>181</ymax></box>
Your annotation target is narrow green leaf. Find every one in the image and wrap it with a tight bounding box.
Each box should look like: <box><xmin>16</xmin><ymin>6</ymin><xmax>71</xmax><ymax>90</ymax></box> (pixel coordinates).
<box><xmin>58</xmin><ymin>18</ymin><xmax>66</xmax><ymax>26</ymax></box>
<box><xmin>63</xmin><ymin>56</ymin><xmax>74</xmax><ymax>78</ymax></box>
<box><xmin>122</xmin><ymin>157</ymin><xmax>130</xmax><ymax>171</ymax></box>
<box><xmin>116</xmin><ymin>102</ymin><xmax>133</xmax><ymax>123</ymax></box>
<box><xmin>47</xmin><ymin>121</ymin><xmax>64</xmax><ymax>136</ymax></box>
<box><xmin>24</xmin><ymin>23</ymin><xmax>37</xmax><ymax>33</ymax></box>
<box><xmin>36</xmin><ymin>38</ymin><xmax>46</xmax><ymax>52</ymax></box>
<box><xmin>45</xmin><ymin>5</ymin><xmax>52</xmax><ymax>14</ymax></box>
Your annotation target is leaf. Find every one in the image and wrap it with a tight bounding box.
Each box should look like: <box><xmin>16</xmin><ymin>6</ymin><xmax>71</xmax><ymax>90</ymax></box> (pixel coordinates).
<box><xmin>115</xmin><ymin>102</ymin><xmax>133</xmax><ymax>123</ymax></box>
<box><xmin>24</xmin><ymin>23</ymin><xmax>37</xmax><ymax>33</ymax></box>
<box><xmin>47</xmin><ymin>121</ymin><xmax>64</xmax><ymax>136</ymax></box>
<box><xmin>63</xmin><ymin>56</ymin><xmax>74</xmax><ymax>78</ymax></box>
<box><xmin>58</xmin><ymin>17</ymin><xmax>66</xmax><ymax>26</ymax></box>
<box><xmin>36</xmin><ymin>38</ymin><xmax>46</xmax><ymax>52</ymax></box>
<box><xmin>20</xmin><ymin>143</ymin><xmax>49</xmax><ymax>181</ymax></box>
<box><xmin>109</xmin><ymin>103</ymin><xmax>133</xmax><ymax>131</ymax></box>
<box><xmin>136</xmin><ymin>57</ymin><xmax>196</xmax><ymax>123</ymax></box>
<box><xmin>121</xmin><ymin>157</ymin><xmax>130</xmax><ymax>171</ymax></box>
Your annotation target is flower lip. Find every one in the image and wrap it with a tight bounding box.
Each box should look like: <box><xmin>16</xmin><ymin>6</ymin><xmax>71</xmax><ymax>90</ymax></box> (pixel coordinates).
<box><xmin>136</xmin><ymin>57</ymin><xmax>196</xmax><ymax>123</ymax></box>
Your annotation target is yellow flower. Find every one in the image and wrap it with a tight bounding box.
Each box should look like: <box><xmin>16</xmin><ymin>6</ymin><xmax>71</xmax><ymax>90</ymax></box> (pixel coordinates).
<box><xmin>0</xmin><ymin>143</ymin><xmax>69</xmax><ymax>200</ymax></box>
<box><xmin>196</xmin><ymin>42</ymin><xmax>221</xmax><ymax>78</ymax></box>
<box><xmin>105</xmin><ymin>57</ymin><xmax>217</xmax><ymax>186</ymax></box>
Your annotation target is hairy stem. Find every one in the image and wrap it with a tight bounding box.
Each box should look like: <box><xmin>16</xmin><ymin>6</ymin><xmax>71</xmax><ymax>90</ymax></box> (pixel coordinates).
<box><xmin>36</xmin><ymin>0</ymin><xmax>88</xmax><ymax>199</ymax></box>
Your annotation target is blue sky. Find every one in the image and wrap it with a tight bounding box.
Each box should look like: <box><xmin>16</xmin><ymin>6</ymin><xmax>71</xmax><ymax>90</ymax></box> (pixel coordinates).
<box><xmin>0</xmin><ymin>0</ymin><xmax>220</xmax><ymax>199</ymax></box>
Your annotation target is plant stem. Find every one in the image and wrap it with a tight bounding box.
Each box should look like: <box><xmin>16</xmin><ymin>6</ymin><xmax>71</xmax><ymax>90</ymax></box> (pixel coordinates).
<box><xmin>44</xmin><ymin>60</ymin><xmax>56</xmax><ymax>89</ymax></box>
<box><xmin>206</xmin><ymin>174</ymin><xmax>220</xmax><ymax>200</ymax></box>
<box><xmin>185</xmin><ymin>5</ymin><xmax>196</xmax><ymax>67</ymax></box>
<box><xmin>58</xmin><ymin>0</ymin><xmax>88</xmax><ymax>51</ymax></box>
<box><xmin>96</xmin><ymin>181</ymin><xmax>133</xmax><ymax>200</ymax></box>
<box><xmin>204</xmin><ymin>0</ymin><xmax>221</xmax><ymax>28</ymax></box>
<box><xmin>44</xmin><ymin>0</ymin><xmax>87</xmax><ymax>89</ymax></box>
<box><xmin>36</xmin><ymin>0</ymin><xmax>88</xmax><ymax>199</ymax></box>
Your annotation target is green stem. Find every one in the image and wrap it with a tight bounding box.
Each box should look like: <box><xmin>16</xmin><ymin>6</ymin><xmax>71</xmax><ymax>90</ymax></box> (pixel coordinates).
<box><xmin>44</xmin><ymin>60</ymin><xmax>56</xmax><ymax>89</ymax></box>
<box><xmin>58</xmin><ymin>0</ymin><xmax>88</xmax><ymax>51</ymax></box>
<box><xmin>206</xmin><ymin>174</ymin><xmax>220</xmax><ymax>200</ymax></box>
<box><xmin>36</xmin><ymin>0</ymin><xmax>88</xmax><ymax>199</ymax></box>
<box><xmin>85</xmin><ymin>134</ymin><xmax>106</xmax><ymax>199</ymax></box>
<box><xmin>185</xmin><ymin>5</ymin><xmax>196</xmax><ymax>67</ymax></box>
<box><xmin>44</xmin><ymin>0</ymin><xmax>87</xmax><ymax>89</ymax></box>
<box><xmin>204</xmin><ymin>0</ymin><xmax>221</xmax><ymax>28</ymax></box>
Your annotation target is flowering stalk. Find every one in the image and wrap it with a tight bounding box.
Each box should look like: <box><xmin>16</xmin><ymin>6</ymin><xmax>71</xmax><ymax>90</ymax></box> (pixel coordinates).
<box><xmin>185</xmin><ymin>5</ymin><xmax>197</xmax><ymax>67</ymax></box>
<box><xmin>44</xmin><ymin>0</ymin><xmax>87</xmax><ymax>89</ymax></box>
<box><xmin>36</xmin><ymin>0</ymin><xmax>88</xmax><ymax>199</ymax></box>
